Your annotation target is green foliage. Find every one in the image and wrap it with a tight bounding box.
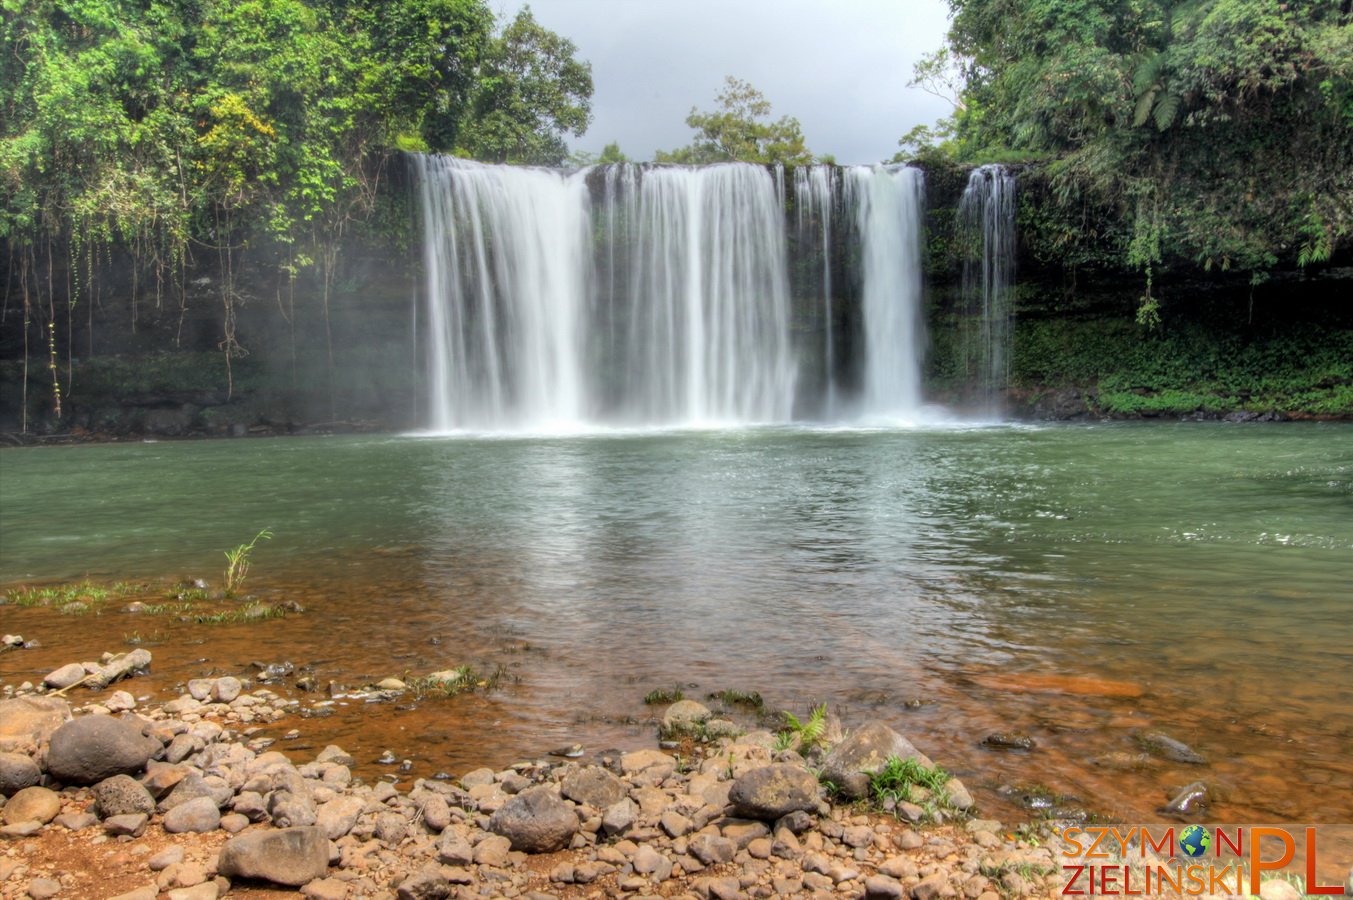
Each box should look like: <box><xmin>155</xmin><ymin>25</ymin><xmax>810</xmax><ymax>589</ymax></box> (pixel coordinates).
<box><xmin>643</xmin><ymin>686</ymin><xmax>684</xmax><ymax>705</ymax></box>
<box><xmin>867</xmin><ymin>754</ymin><xmax>952</xmax><ymax>808</ymax></box>
<box><xmin>659</xmin><ymin>77</ymin><xmax>815</xmax><ymax>166</ymax></box>
<box><xmin>917</xmin><ymin>0</ymin><xmax>1353</xmax><ymax>277</ymax></box>
<box><xmin>224</xmin><ymin>528</ymin><xmax>273</xmax><ymax>596</ymax></box>
<box><xmin>778</xmin><ymin>703</ymin><xmax>829</xmax><ymax>753</ymax></box>
<box><xmin>453</xmin><ymin>7</ymin><xmax>593</xmax><ymax>165</ymax></box>
<box><xmin>707</xmin><ymin>689</ymin><xmax>764</xmax><ymax>711</ymax></box>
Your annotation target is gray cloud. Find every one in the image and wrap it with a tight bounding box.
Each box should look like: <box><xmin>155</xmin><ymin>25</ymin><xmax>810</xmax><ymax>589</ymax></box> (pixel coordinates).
<box><xmin>517</xmin><ymin>0</ymin><xmax>954</xmax><ymax>165</ymax></box>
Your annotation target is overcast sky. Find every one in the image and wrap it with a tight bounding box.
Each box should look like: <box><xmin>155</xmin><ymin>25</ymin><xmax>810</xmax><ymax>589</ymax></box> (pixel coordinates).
<box><xmin>514</xmin><ymin>0</ymin><xmax>955</xmax><ymax>166</ymax></box>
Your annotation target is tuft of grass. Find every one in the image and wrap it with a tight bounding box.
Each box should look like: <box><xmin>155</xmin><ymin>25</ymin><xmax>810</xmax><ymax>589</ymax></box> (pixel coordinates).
<box><xmin>405</xmin><ymin>664</ymin><xmax>509</xmax><ymax>699</ymax></box>
<box><xmin>867</xmin><ymin>754</ymin><xmax>957</xmax><ymax>822</ymax></box>
<box><xmin>643</xmin><ymin>686</ymin><xmax>684</xmax><ymax>705</ymax></box>
<box><xmin>8</xmin><ymin>580</ymin><xmax>147</xmax><ymax>614</ymax></box>
<box><xmin>707</xmin><ymin>689</ymin><xmax>764</xmax><ymax>710</ymax></box>
<box><xmin>224</xmin><ymin>528</ymin><xmax>272</xmax><ymax>597</ymax></box>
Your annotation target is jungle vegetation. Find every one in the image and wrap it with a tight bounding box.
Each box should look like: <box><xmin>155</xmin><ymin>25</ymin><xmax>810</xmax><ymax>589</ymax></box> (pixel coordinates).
<box><xmin>904</xmin><ymin>0</ymin><xmax>1353</xmax><ymax>318</ymax></box>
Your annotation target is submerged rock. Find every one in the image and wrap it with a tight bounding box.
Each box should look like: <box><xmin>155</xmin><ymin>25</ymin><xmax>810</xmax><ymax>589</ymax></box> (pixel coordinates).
<box><xmin>1161</xmin><ymin>781</ymin><xmax>1209</xmax><ymax>816</ymax></box>
<box><xmin>1136</xmin><ymin>731</ymin><xmax>1207</xmax><ymax>765</ymax></box>
<box><xmin>982</xmin><ymin>732</ymin><xmax>1036</xmax><ymax>751</ymax></box>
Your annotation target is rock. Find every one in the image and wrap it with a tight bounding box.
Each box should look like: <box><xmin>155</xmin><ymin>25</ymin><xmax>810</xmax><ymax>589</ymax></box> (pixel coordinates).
<box><xmin>109</xmin><ymin>888</ymin><xmax>158</xmax><ymax>900</ymax></box>
<box><xmin>46</xmin><ymin>715</ymin><xmax>160</xmax><ymax>785</ymax></box>
<box><xmin>43</xmin><ymin>662</ymin><xmax>88</xmax><ymax>690</ymax></box>
<box><xmin>472</xmin><ymin>834</ymin><xmax>512</xmax><ymax>867</ymax></box>
<box><xmin>0</xmin><ymin>753</ymin><xmax>41</xmax><ymax>797</ymax></box>
<box><xmin>376</xmin><ymin>678</ymin><xmax>406</xmax><ymax>692</ymax></box>
<box><xmin>620</xmin><ymin>749</ymin><xmax>675</xmax><ymax>781</ymax></box>
<box><xmin>92</xmin><ymin>774</ymin><xmax>156</xmax><ymax>818</ymax></box>
<box><xmin>866</xmin><ymin>874</ymin><xmax>907</xmax><ymax>899</ymax></box>
<box><xmin>161</xmin><ymin>773</ymin><xmax>232</xmax><ymax>813</ymax></box>
<box><xmin>105</xmin><ymin>690</ymin><xmax>137</xmax><ymax>712</ymax></box>
<box><xmin>268</xmin><ymin>790</ymin><xmax>318</xmax><ymax>827</ymax></box>
<box><xmin>210</xmin><ymin>677</ymin><xmax>242</xmax><ymax>703</ymax></box>
<box><xmin>601</xmin><ymin>797</ymin><xmax>638</xmax><ymax>836</ymax></box>
<box><xmin>88</xmin><ymin>648</ymin><xmax>152</xmax><ymax>688</ymax></box>
<box><xmin>460</xmin><ymin>767</ymin><xmax>495</xmax><ymax>789</ymax></box>
<box><xmin>913</xmin><ymin>872</ymin><xmax>952</xmax><ymax>900</ymax></box>
<box><xmin>775</xmin><ymin>809</ymin><xmax>814</xmax><ymax>834</ymax></box>
<box><xmin>103</xmin><ymin>813</ymin><xmax>149</xmax><ymax>837</ymax></box>
<box><xmin>561</xmin><ymin>765</ymin><xmax>627</xmax><ymax>809</ymax></box>
<box><xmin>821</xmin><ymin>721</ymin><xmax>933</xmax><ymax>800</ymax></box>
<box><xmin>396</xmin><ymin>866</ymin><xmax>451</xmax><ymax>899</ymax></box>
<box><xmin>166</xmin><ymin>885</ymin><xmax>218</xmax><ymax>900</ymax></box>
<box><xmin>0</xmin><ymin>697</ymin><xmax>71</xmax><ymax>754</ymax></box>
<box><xmin>26</xmin><ymin>877</ymin><xmax>62</xmax><ymax>899</ymax></box>
<box><xmin>164</xmin><ymin>796</ymin><xmax>222</xmax><ymax>833</ymax></box>
<box><xmin>316</xmin><ymin>746</ymin><xmax>355</xmax><ymax>767</ymax></box>
<box><xmin>218</xmin><ymin>827</ymin><xmax>330</xmax><ymax>886</ymax></box>
<box><xmin>981</xmin><ymin>733</ymin><xmax>1036</xmax><ymax>751</ymax></box>
<box><xmin>149</xmin><ymin>846</ymin><xmax>186</xmax><ymax>870</ymax></box>
<box><xmin>728</xmin><ymin>764</ymin><xmax>820</xmax><ymax>820</ymax></box>
<box><xmin>436</xmin><ymin>831</ymin><xmax>474</xmax><ymax>866</ymax></box>
<box><xmin>488</xmin><ymin>786</ymin><xmax>580</xmax><ymax>853</ymax></box>
<box><xmin>688</xmin><ymin>833</ymin><xmax>737</xmax><ymax>866</ymax></box>
<box><xmin>0</xmin><ymin>821</ymin><xmax>43</xmax><ymax>838</ymax></box>
<box><xmin>54</xmin><ymin>811</ymin><xmax>97</xmax><ymax>830</ymax></box>
<box><xmin>945</xmin><ymin>777</ymin><xmax>974</xmax><ymax>811</ymax></box>
<box><xmin>315</xmin><ymin>795</ymin><xmax>365</xmax><ymax>840</ymax></box>
<box><xmin>632</xmin><ymin>843</ymin><xmax>671</xmax><ymax>879</ymax></box>
<box><xmin>1</xmin><ymin>786</ymin><xmax>60</xmax><ymax>825</ymax></box>
<box><xmin>1136</xmin><ymin>732</ymin><xmax>1207</xmax><ymax>765</ymax></box>
<box><xmin>301</xmin><ymin>878</ymin><xmax>350</xmax><ymax>900</ymax></box>
<box><xmin>420</xmin><ymin>794</ymin><xmax>451</xmax><ymax>832</ymax></box>
<box><xmin>1161</xmin><ymin>781</ymin><xmax>1209</xmax><ymax>816</ymax></box>
<box><xmin>662</xmin><ymin>700</ymin><xmax>711</xmax><ymax>730</ymax></box>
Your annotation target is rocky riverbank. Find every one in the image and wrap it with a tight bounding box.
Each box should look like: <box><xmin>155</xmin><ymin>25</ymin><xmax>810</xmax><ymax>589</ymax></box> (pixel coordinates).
<box><xmin>0</xmin><ymin>657</ymin><xmax>1075</xmax><ymax>900</ymax></box>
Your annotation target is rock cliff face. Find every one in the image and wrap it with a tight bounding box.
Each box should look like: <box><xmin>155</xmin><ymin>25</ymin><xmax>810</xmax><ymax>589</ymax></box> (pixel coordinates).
<box><xmin>2</xmin><ymin>162</ymin><xmax>1348</xmax><ymax>438</ymax></box>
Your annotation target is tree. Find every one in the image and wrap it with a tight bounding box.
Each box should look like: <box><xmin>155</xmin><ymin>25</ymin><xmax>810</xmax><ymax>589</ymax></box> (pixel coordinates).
<box><xmin>568</xmin><ymin>141</ymin><xmax>630</xmax><ymax>167</ymax></box>
<box><xmin>658</xmin><ymin>77</ymin><xmax>815</xmax><ymax>166</ymax></box>
<box><xmin>924</xmin><ymin>0</ymin><xmax>1353</xmax><ymax>286</ymax></box>
<box><xmin>454</xmin><ymin>6</ymin><xmax>593</xmax><ymax>165</ymax></box>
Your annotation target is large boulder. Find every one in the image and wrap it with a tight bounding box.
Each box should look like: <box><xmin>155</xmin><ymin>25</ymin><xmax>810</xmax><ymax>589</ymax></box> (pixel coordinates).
<box><xmin>487</xmin><ymin>786</ymin><xmax>579</xmax><ymax>853</ymax></box>
<box><xmin>217</xmin><ymin>826</ymin><xmax>330</xmax><ymax>886</ymax></box>
<box><xmin>91</xmin><ymin>774</ymin><xmax>156</xmax><ymax>818</ymax></box>
<box><xmin>46</xmin><ymin>716</ymin><xmax>160</xmax><ymax>785</ymax></box>
<box><xmin>0</xmin><ymin>752</ymin><xmax>42</xmax><ymax>797</ymax></box>
<box><xmin>560</xmin><ymin>766</ymin><xmax>627</xmax><ymax>810</ymax></box>
<box><xmin>820</xmin><ymin>722</ymin><xmax>934</xmax><ymax>800</ymax></box>
<box><xmin>0</xmin><ymin>696</ymin><xmax>71</xmax><ymax>755</ymax></box>
<box><xmin>728</xmin><ymin>764</ymin><xmax>821</xmax><ymax>820</ymax></box>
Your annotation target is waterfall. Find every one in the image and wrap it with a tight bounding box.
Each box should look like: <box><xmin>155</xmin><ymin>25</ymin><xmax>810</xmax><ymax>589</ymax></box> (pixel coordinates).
<box><xmin>793</xmin><ymin>165</ymin><xmax>837</xmax><ymax>417</ymax></box>
<box><xmin>601</xmin><ymin>164</ymin><xmax>796</xmax><ymax>425</ymax></box>
<box><xmin>415</xmin><ymin>156</ymin><xmax>942</xmax><ymax>431</ymax></box>
<box><xmin>418</xmin><ymin>157</ymin><xmax>796</xmax><ymax>430</ymax></box>
<box><xmin>846</xmin><ymin>166</ymin><xmax>927</xmax><ymax>420</ymax></box>
<box><xmin>415</xmin><ymin>156</ymin><xmax>591</xmax><ymax>431</ymax></box>
<box><xmin>958</xmin><ymin>165</ymin><xmax>1017</xmax><ymax>411</ymax></box>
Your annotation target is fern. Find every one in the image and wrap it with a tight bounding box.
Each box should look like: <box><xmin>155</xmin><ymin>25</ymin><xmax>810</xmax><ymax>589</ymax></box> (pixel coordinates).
<box><xmin>781</xmin><ymin>703</ymin><xmax>829</xmax><ymax>752</ymax></box>
<box><xmin>1153</xmin><ymin>93</ymin><xmax>1181</xmax><ymax>131</ymax></box>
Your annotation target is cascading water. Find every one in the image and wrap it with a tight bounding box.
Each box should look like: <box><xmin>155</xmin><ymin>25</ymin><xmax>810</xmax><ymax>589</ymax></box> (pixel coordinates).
<box><xmin>415</xmin><ymin>156</ymin><xmax>591</xmax><ymax>431</ymax></box>
<box><xmin>846</xmin><ymin>166</ymin><xmax>927</xmax><ymax>420</ymax></box>
<box><xmin>600</xmin><ymin>163</ymin><xmax>796</xmax><ymax>426</ymax></box>
<box><xmin>415</xmin><ymin>156</ymin><xmax>936</xmax><ymax>431</ymax></box>
<box><xmin>793</xmin><ymin>165</ymin><xmax>838</xmax><ymax>416</ymax></box>
<box><xmin>958</xmin><ymin>165</ymin><xmax>1017</xmax><ymax>412</ymax></box>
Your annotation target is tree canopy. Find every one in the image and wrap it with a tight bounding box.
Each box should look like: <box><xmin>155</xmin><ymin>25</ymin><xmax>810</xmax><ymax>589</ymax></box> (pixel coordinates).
<box><xmin>911</xmin><ymin>0</ymin><xmax>1353</xmax><ymax>292</ymax></box>
<box><xmin>658</xmin><ymin>77</ymin><xmax>815</xmax><ymax>166</ymax></box>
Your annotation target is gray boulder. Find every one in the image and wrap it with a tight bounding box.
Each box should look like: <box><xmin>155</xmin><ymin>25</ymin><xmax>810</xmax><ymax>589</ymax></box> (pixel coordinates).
<box><xmin>728</xmin><ymin>764</ymin><xmax>821</xmax><ymax>820</ymax></box>
<box><xmin>820</xmin><ymin>722</ymin><xmax>933</xmax><ymax>800</ymax></box>
<box><xmin>0</xmin><ymin>752</ymin><xmax>41</xmax><ymax>797</ymax></box>
<box><xmin>487</xmin><ymin>786</ymin><xmax>579</xmax><ymax>853</ymax></box>
<box><xmin>88</xmin><ymin>648</ymin><xmax>152</xmax><ymax>688</ymax></box>
<box><xmin>163</xmin><ymin>796</ymin><xmax>222</xmax><ymax>833</ymax></box>
<box><xmin>92</xmin><ymin>774</ymin><xmax>156</xmax><ymax>818</ymax></box>
<box><xmin>217</xmin><ymin>826</ymin><xmax>330</xmax><ymax>886</ymax></box>
<box><xmin>46</xmin><ymin>716</ymin><xmax>160</xmax><ymax>785</ymax></box>
<box><xmin>560</xmin><ymin>765</ymin><xmax>627</xmax><ymax>809</ymax></box>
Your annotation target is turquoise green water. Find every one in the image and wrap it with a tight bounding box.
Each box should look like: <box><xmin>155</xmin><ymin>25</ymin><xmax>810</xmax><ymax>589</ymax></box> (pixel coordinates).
<box><xmin>2</xmin><ymin>423</ymin><xmax>1350</xmax><ymax>824</ymax></box>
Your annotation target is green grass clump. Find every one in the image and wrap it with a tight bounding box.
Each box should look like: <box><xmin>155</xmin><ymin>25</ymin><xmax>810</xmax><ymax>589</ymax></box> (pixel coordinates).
<box><xmin>707</xmin><ymin>689</ymin><xmax>764</xmax><ymax>710</ymax></box>
<box><xmin>866</xmin><ymin>754</ymin><xmax>963</xmax><ymax>823</ymax></box>
<box><xmin>192</xmin><ymin>602</ymin><xmax>288</xmax><ymax>625</ymax></box>
<box><xmin>405</xmin><ymin>664</ymin><xmax>509</xmax><ymax>699</ymax></box>
<box><xmin>643</xmin><ymin>686</ymin><xmax>684</xmax><ymax>705</ymax></box>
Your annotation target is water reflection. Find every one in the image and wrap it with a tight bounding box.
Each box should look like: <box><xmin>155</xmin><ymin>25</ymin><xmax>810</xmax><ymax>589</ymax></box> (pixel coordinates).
<box><xmin>1</xmin><ymin>424</ymin><xmax>1350</xmax><ymax>826</ymax></box>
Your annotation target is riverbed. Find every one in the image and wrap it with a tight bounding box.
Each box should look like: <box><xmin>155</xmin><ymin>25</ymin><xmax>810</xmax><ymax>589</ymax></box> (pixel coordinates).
<box><xmin>2</xmin><ymin>422</ymin><xmax>1350</xmax><ymax>826</ymax></box>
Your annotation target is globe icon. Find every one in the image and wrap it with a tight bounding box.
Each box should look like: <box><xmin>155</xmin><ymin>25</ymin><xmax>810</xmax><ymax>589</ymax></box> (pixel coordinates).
<box><xmin>1179</xmin><ymin>825</ymin><xmax>1211</xmax><ymax>858</ymax></box>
